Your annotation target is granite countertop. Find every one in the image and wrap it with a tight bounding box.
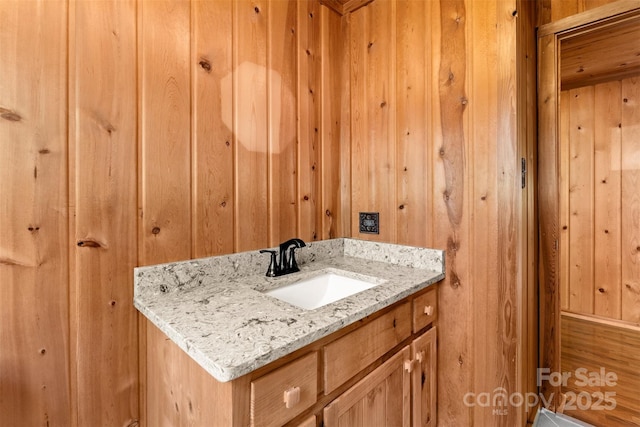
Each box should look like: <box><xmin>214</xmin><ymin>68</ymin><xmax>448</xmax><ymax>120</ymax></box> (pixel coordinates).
<box><xmin>134</xmin><ymin>238</ymin><xmax>445</xmax><ymax>382</ymax></box>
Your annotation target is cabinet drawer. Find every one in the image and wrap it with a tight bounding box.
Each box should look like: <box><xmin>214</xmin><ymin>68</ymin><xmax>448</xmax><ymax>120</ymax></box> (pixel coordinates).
<box><xmin>323</xmin><ymin>302</ymin><xmax>411</xmax><ymax>394</ymax></box>
<box><xmin>412</xmin><ymin>287</ymin><xmax>437</xmax><ymax>332</ymax></box>
<box><xmin>251</xmin><ymin>352</ymin><xmax>318</xmax><ymax>427</ymax></box>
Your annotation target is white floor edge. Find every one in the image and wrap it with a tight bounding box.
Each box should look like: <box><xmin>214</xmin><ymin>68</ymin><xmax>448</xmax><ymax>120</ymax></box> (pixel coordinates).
<box><xmin>533</xmin><ymin>408</ymin><xmax>597</xmax><ymax>427</ymax></box>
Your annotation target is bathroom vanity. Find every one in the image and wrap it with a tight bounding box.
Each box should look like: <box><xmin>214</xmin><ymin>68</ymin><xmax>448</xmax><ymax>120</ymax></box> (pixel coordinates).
<box><xmin>135</xmin><ymin>238</ymin><xmax>444</xmax><ymax>426</ymax></box>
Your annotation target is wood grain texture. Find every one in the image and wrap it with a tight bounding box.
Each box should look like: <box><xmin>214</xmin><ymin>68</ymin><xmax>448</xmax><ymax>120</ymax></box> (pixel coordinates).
<box><xmin>494</xmin><ymin>0</ymin><xmax>519</xmax><ymax>424</ymax></box>
<box><xmin>268</xmin><ymin>0</ymin><xmax>298</xmax><ymax>245</ymax></box>
<box><xmin>349</xmin><ymin>0</ymin><xmax>397</xmax><ymax>242</ymax></box>
<box><xmin>621</xmin><ymin>76</ymin><xmax>640</xmax><ymax>323</ymax></box>
<box><xmin>561</xmin><ymin>313</ymin><xmax>640</xmax><ymax>426</ymax></box>
<box><xmin>396</xmin><ymin>0</ymin><xmax>432</xmax><ymax>247</ymax></box>
<box><xmin>568</xmin><ymin>86</ymin><xmax>595</xmax><ymax>314</ymax></box>
<box><xmin>139</xmin><ymin>0</ymin><xmax>192</xmax><ymax>265</ymax></box>
<box><xmin>432</xmin><ymin>0</ymin><xmax>474</xmax><ymax>424</ymax></box>
<box><xmin>593</xmin><ymin>81</ymin><xmax>622</xmax><ymax>319</ymax></box>
<box><xmin>234</xmin><ymin>0</ymin><xmax>269</xmax><ymax>252</ymax></box>
<box><xmin>320</xmin><ymin>7</ymin><xmax>348</xmax><ymax>239</ymax></box>
<box><xmin>539</xmin><ymin>5</ymin><xmax>640</xmax><ymax>422</ymax></box>
<box><xmin>69</xmin><ymin>1</ymin><xmax>139</xmax><ymax>425</ymax></box>
<box><xmin>538</xmin><ymin>31</ymin><xmax>562</xmax><ymax>410</ymax></box>
<box><xmin>298</xmin><ymin>0</ymin><xmax>322</xmax><ymax>242</ymax></box>
<box><xmin>192</xmin><ymin>0</ymin><xmax>234</xmax><ymax>257</ymax></box>
<box><xmin>0</xmin><ymin>1</ymin><xmax>71</xmax><ymax>425</ymax></box>
<box><xmin>538</xmin><ymin>0</ymin><xmax>640</xmax><ymax>28</ymax></box>
<box><xmin>323</xmin><ymin>346</ymin><xmax>411</xmax><ymax>427</ymax></box>
<box><xmin>560</xmin><ymin>14</ymin><xmax>640</xmax><ymax>90</ymax></box>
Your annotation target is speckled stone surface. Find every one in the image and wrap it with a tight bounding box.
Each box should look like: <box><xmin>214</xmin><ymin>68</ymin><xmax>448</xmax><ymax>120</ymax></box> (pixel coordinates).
<box><xmin>134</xmin><ymin>238</ymin><xmax>444</xmax><ymax>382</ymax></box>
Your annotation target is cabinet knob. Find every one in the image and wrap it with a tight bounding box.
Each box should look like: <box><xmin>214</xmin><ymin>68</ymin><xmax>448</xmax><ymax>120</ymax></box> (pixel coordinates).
<box><xmin>283</xmin><ymin>386</ymin><xmax>301</xmax><ymax>409</ymax></box>
<box><xmin>416</xmin><ymin>350</ymin><xmax>425</xmax><ymax>363</ymax></box>
<box><xmin>423</xmin><ymin>305</ymin><xmax>434</xmax><ymax>316</ymax></box>
<box><xmin>404</xmin><ymin>359</ymin><xmax>414</xmax><ymax>373</ymax></box>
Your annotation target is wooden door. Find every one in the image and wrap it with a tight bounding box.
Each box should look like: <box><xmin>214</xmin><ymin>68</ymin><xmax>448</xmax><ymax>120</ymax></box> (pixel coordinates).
<box><xmin>538</xmin><ymin>4</ymin><xmax>640</xmax><ymax>426</ymax></box>
<box><xmin>411</xmin><ymin>328</ymin><xmax>437</xmax><ymax>427</ymax></box>
<box><xmin>323</xmin><ymin>346</ymin><xmax>411</xmax><ymax>427</ymax></box>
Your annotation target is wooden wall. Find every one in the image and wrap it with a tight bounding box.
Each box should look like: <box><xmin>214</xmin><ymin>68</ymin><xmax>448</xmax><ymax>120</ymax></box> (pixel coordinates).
<box><xmin>559</xmin><ymin>77</ymin><xmax>640</xmax><ymax>322</ymax></box>
<box><xmin>0</xmin><ymin>0</ymin><xmax>541</xmax><ymax>426</ymax></box>
<box><xmin>344</xmin><ymin>1</ymin><xmax>537</xmax><ymax>425</ymax></box>
<box><xmin>1</xmin><ymin>1</ymin><xmax>341</xmax><ymax>426</ymax></box>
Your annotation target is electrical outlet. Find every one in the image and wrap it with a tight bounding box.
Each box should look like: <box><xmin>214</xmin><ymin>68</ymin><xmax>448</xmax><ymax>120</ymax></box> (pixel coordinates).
<box><xmin>359</xmin><ymin>212</ymin><xmax>379</xmax><ymax>234</ymax></box>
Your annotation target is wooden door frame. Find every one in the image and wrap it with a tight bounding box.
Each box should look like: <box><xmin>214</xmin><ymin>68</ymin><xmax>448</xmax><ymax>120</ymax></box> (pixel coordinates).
<box><xmin>537</xmin><ymin>0</ymin><xmax>640</xmax><ymax>410</ymax></box>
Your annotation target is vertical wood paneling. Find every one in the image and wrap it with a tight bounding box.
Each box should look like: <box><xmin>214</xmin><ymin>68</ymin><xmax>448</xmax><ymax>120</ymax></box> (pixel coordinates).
<box><xmin>139</xmin><ymin>1</ymin><xmax>192</xmax><ymax>425</ymax></box>
<box><xmin>234</xmin><ymin>0</ymin><xmax>269</xmax><ymax>251</ymax></box>
<box><xmin>431</xmin><ymin>0</ymin><xmax>473</xmax><ymax>424</ymax></box>
<box><xmin>560</xmin><ymin>90</ymin><xmax>571</xmax><ymax>311</ymax></box>
<box><xmin>469</xmin><ymin>0</ymin><xmax>500</xmax><ymax>423</ymax></box>
<box><xmin>568</xmin><ymin>86</ymin><xmax>595</xmax><ymax>314</ymax></box>
<box><xmin>268</xmin><ymin>0</ymin><xmax>298</xmax><ymax>244</ymax></box>
<box><xmin>192</xmin><ymin>0</ymin><xmax>234</xmax><ymax>258</ymax></box>
<box><xmin>139</xmin><ymin>0</ymin><xmax>192</xmax><ymax>265</ymax></box>
<box><xmin>350</xmin><ymin>1</ymin><xmax>396</xmax><ymax>242</ymax></box>
<box><xmin>298</xmin><ymin>0</ymin><xmax>322</xmax><ymax>242</ymax></box>
<box><xmin>396</xmin><ymin>0</ymin><xmax>432</xmax><ymax>247</ymax></box>
<box><xmin>538</xmin><ymin>31</ymin><xmax>561</xmax><ymax>409</ymax></box>
<box><xmin>621</xmin><ymin>76</ymin><xmax>640</xmax><ymax>323</ymax></box>
<box><xmin>367</xmin><ymin>0</ymin><xmax>396</xmax><ymax>243</ymax></box>
<box><xmin>0</xmin><ymin>2</ymin><xmax>71</xmax><ymax>425</ymax></box>
<box><xmin>70</xmin><ymin>1</ymin><xmax>139</xmax><ymax>425</ymax></box>
<box><xmin>349</xmin><ymin>7</ymin><xmax>368</xmax><ymax>237</ymax></box>
<box><xmin>495</xmin><ymin>0</ymin><xmax>519</xmax><ymax>423</ymax></box>
<box><xmin>320</xmin><ymin>7</ymin><xmax>348</xmax><ymax>239</ymax></box>
<box><xmin>539</xmin><ymin>0</ymin><xmax>628</xmax><ymax>25</ymax></box>
<box><xmin>517</xmin><ymin>0</ymin><xmax>540</xmax><ymax>421</ymax></box>
<box><xmin>593</xmin><ymin>81</ymin><xmax>622</xmax><ymax>319</ymax></box>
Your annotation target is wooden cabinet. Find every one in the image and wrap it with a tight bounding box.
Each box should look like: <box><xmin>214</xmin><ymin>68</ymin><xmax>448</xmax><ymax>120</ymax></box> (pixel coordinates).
<box><xmin>250</xmin><ymin>352</ymin><xmax>318</xmax><ymax>427</ymax></box>
<box><xmin>323</xmin><ymin>327</ymin><xmax>437</xmax><ymax>427</ymax></box>
<box><xmin>324</xmin><ymin>346</ymin><xmax>411</xmax><ymax>426</ymax></box>
<box><xmin>411</xmin><ymin>327</ymin><xmax>437</xmax><ymax>427</ymax></box>
<box><xmin>143</xmin><ymin>285</ymin><xmax>438</xmax><ymax>427</ymax></box>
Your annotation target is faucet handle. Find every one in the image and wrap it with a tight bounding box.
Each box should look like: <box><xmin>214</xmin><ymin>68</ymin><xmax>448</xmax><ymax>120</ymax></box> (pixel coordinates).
<box><xmin>259</xmin><ymin>249</ymin><xmax>278</xmax><ymax>277</ymax></box>
<box><xmin>288</xmin><ymin>247</ymin><xmax>300</xmax><ymax>273</ymax></box>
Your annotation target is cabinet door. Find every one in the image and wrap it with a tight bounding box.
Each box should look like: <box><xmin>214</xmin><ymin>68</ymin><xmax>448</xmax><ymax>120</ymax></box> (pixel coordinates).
<box><xmin>411</xmin><ymin>327</ymin><xmax>437</xmax><ymax>427</ymax></box>
<box><xmin>323</xmin><ymin>346</ymin><xmax>411</xmax><ymax>427</ymax></box>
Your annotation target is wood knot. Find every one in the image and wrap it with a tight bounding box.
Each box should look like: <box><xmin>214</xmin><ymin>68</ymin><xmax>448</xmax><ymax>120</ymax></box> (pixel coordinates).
<box><xmin>151</xmin><ymin>227</ymin><xmax>161</xmax><ymax>235</ymax></box>
<box><xmin>380</xmin><ymin>101</ymin><xmax>387</xmax><ymax>108</ymax></box>
<box><xmin>254</xmin><ymin>6</ymin><xmax>260</xmax><ymax>13</ymax></box>
<box><xmin>0</xmin><ymin>107</ymin><xmax>22</xmax><ymax>122</ymax></box>
<box><xmin>303</xmin><ymin>195</ymin><xmax>309</xmax><ymax>201</ymax></box>
<box><xmin>109</xmin><ymin>300</ymin><xmax>117</xmax><ymax>306</ymax></box>
<box><xmin>399</xmin><ymin>204</ymin><xmax>405</xmax><ymax>210</ymax></box>
<box><xmin>220</xmin><ymin>200</ymin><xmax>227</xmax><ymax>208</ymax></box>
<box><xmin>39</xmin><ymin>148</ymin><xmax>50</xmax><ymax>154</ymax></box>
<box><xmin>325</xmin><ymin>209</ymin><xmax>331</xmax><ymax>217</ymax></box>
<box><xmin>598</xmin><ymin>288</ymin><xmax>605</xmax><ymax>293</ymax></box>
<box><xmin>39</xmin><ymin>348</ymin><xmax>46</xmax><ymax>355</ymax></box>
<box><xmin>198</xmin><ymin>59</ymin><xmax>212</xmax><ymax>73</ymax></box>
<box><xmin>77</xmin><ymin>239</ymin><xmax>103</xmax><ymax>248</ymax></box>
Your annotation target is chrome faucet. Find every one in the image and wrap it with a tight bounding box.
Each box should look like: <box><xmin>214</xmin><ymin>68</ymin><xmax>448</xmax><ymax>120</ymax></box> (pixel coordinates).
<box><xmin>259</xmin><ymin>238</ymin><xmax>306</xmax><ymax>277</ymax></box>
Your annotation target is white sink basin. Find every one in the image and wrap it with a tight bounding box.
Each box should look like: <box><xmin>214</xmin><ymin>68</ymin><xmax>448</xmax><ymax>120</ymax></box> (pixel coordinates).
<box><xmin>264</xmin><ymin>269</ymin><xmax>384</xmax><ymax>310</ymax></box>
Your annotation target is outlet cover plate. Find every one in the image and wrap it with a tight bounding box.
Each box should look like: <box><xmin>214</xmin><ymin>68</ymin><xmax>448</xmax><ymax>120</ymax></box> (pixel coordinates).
<box><xmin>359</xmin><ymin>212</ymin><xmax>379</xmax><ymax>234</ymax></box>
